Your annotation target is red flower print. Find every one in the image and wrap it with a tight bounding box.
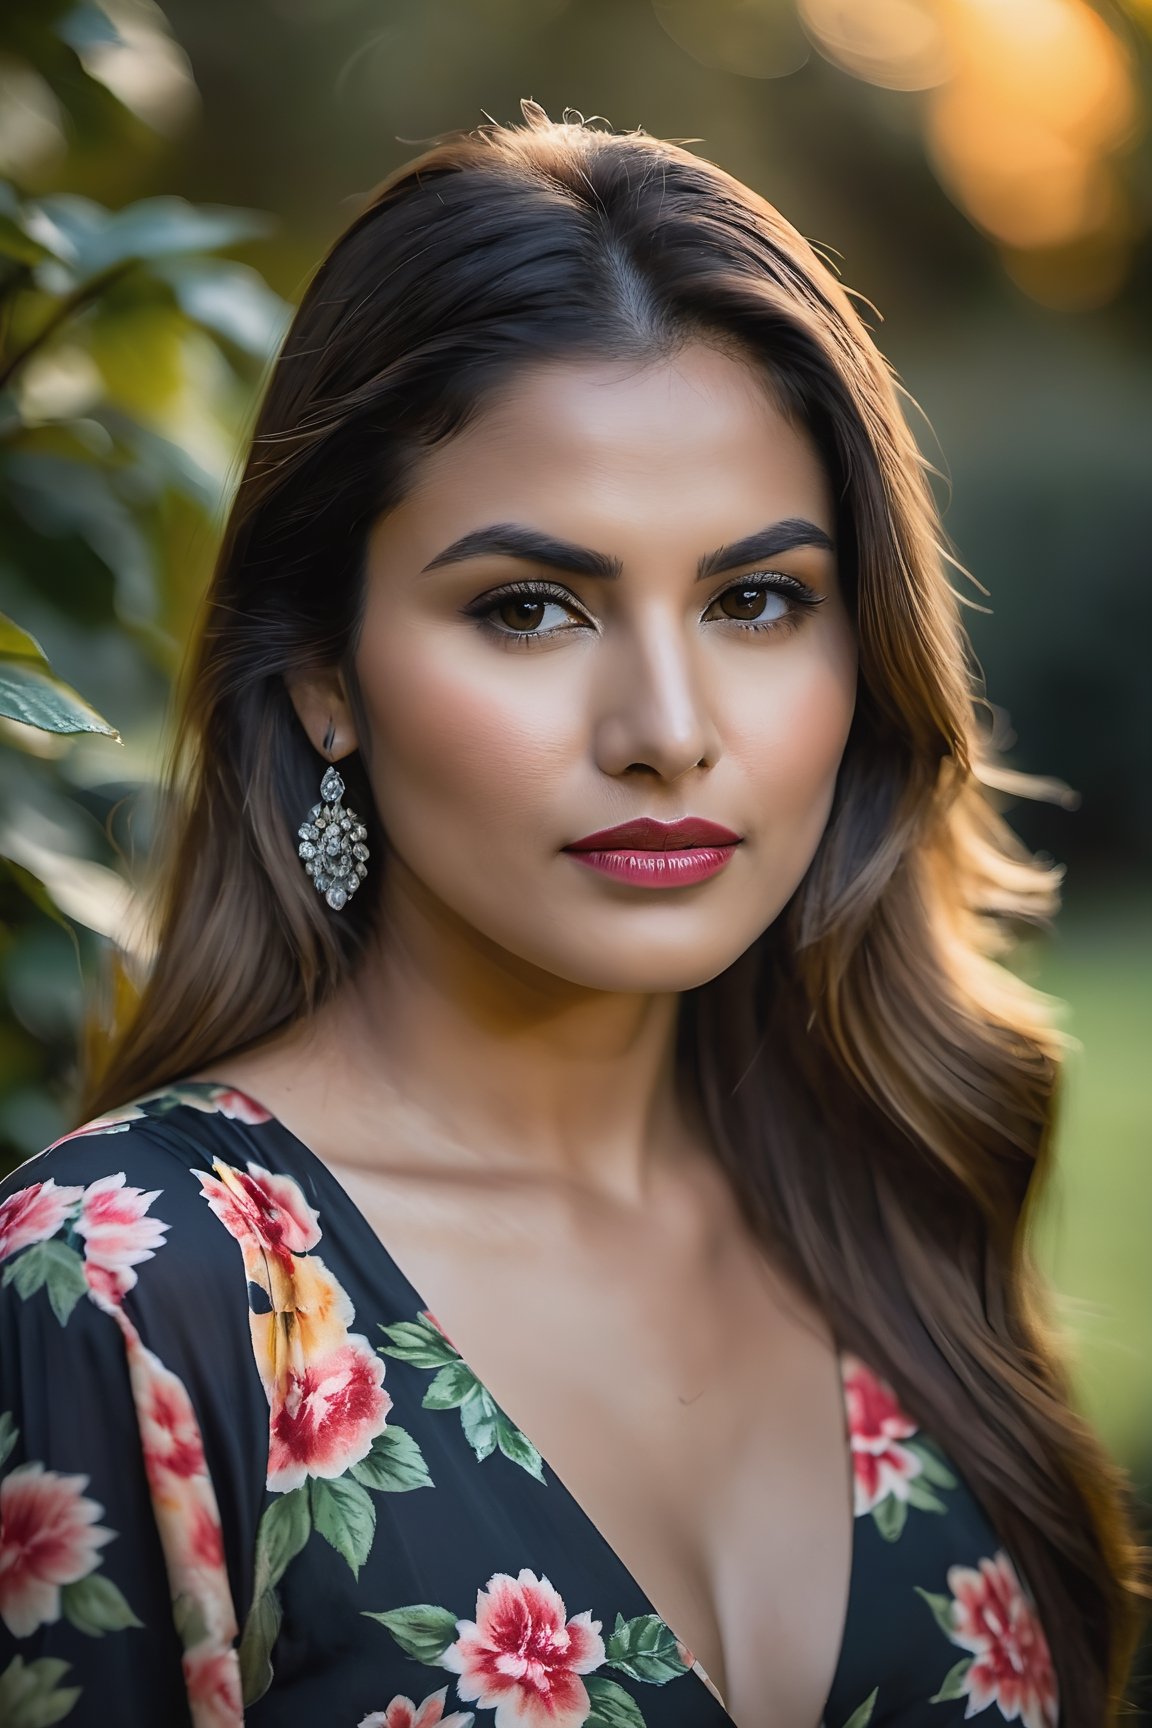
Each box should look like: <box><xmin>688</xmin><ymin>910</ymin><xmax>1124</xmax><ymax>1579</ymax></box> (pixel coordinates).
<box><xmin>111</xmin><ymin>1305</ymin><xmax>239</xmax><ymax>1673</ymax></box>
<box><xmin>75</xmin><ymin>1172</ymin><xmax>170</xmax><ymax>1305</ymax></box>
<box><xmin>0</xmin><ymin>1178</ymin><xmax>84</xmax><ymax>1261</ymax></box>
<box><xmin>947</xmin><ymin>1550</ymin><xmax>1058</xmax><ymax>1728</ymax></box>
<box><xmin>134</xmin><ymin>1339</ymin><xmax>208</xmax><ymax>1485</ymax></box>
<box><xmin>842</xmin><ymin>1353</ymin><xmax>924</xmax><ymax>1514</ymax></box>
<box><xmin>183</xmin><ymin>1639</ymin><xmax>245</xmax><ymax>1728</ymax></box>
<box><xmin>267</xmin><ymin>1333</ymin><xmax>393</xmax><ymax>1493</ymax></box>
<box><xmin>441</xmin><ymin>1568</ymin><xmax>606</xmax><ymax>1728</ymax></box>
<box><xmin>0</xmin><ymin>1462</ymin><xmax>113</xmax><ymax>1638</ymax></box>
<box><xmin>179</xmin><ymin>1085</ymin><xmax>272</xmax><ymax>1124</ymax></box>
<box><xmin>359</xmin><ymin>1684</ymin><xmax>475</xmax><ymax>1727</ymax></box>
<box><xmin>195</xmin><ymin>1159</ymin><xmax>321</xmax><ymax>1268</ymax></box>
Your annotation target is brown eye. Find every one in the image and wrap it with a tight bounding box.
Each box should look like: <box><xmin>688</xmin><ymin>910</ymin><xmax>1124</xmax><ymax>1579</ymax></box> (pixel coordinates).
<box><xmin>726</xmin><ymin>587</ymin><xmax>766</xmax><ymax>621</ymax></box>
<box><xmin>496</xmin><ymin>597</ymin><xmax>548</xmax><ymax>632</ymax></box>
<box><xmin>709</xmin><ymin>585</ymin><xmax>789</xmax><ymax>625</ymax></box>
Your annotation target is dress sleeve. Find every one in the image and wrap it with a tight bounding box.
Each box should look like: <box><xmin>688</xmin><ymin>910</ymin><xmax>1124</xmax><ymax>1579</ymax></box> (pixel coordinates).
<box><xmin>0</xmin><ymin>1122</ymin><xmax>268</xmax><ymax>1728</ymax></box>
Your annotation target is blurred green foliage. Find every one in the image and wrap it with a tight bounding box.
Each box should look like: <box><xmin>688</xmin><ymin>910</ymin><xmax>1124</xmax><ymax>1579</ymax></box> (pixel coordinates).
<box><xmin>0</xmin><ymin>0</ymin><xmax>290</xmax><ymax>1157</ymax></box>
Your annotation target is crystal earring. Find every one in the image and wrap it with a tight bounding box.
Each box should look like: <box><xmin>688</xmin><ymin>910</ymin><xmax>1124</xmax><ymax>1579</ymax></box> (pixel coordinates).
<box><xmin>297</xmin><ymin>762</ymin><xmax>370</xmax><ymax>912</ymax></box>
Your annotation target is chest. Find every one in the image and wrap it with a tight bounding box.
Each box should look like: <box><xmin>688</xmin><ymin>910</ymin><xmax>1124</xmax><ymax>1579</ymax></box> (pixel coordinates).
<box><xmin>327</xmin><ymin>1159</ymin><xmax>855</xmax><ymax>1728</ymax></box>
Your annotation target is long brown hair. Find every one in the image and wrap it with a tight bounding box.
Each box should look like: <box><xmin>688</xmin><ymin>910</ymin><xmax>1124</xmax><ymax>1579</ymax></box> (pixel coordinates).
<box><xmin>78</xmin><ymin>101</ymin><xmax>1147</xmax><ymax>1718</ymax></box>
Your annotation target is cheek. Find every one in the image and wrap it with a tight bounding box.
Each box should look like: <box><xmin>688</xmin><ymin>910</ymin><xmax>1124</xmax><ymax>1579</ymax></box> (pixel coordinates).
<box><xmin>725</xmin><ymin>634</ymin><xmax>857</xmax><ymax>834</ymax></box>
<box><xmin>357</xmin><ymin>630</ymin><xmax>576</xmax><ymax>838</ymax></box>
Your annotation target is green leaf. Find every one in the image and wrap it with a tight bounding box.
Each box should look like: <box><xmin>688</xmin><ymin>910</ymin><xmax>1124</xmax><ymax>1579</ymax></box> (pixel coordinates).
<box><xmin>0</xmin><ymin>1411</ymin><xmax>18</xmax><ymax>1468</ymax></box>
<box><xmin>0</xmin><ymin>1655</ymin><xmax>82</xmax><ymax>1728</ymax></box>
<box><xmin>457</xmin><ymin>1387</ymin><xmax>499</xmax><ymax>1462</ymax></box>
<box><xmin>914</xmin><ymin>1586</ymin><xmax>958</xmax><ymax>1640</ymax></box>
<box><xmin>584</xmin><ymin>1673</ymin><xmax>647</xmax><ymax>1727</ymax></box>
<box><xmin>929</xmin><ymin>1657</ymin><xmax>973</xmax><ymax>1704</ymax></box>
<box><xmin>0</xmin><ymin>660</ymin><xmax>118</xmax><ymax>737</ymax></box>
<box><xmin>349</xmin><ymin>1424</ymin><xmax>433</xmax><ymax>1493</ymax></box>
<box><xmin>494</xmin><ymin>1410</ymin><xmax>545</xmax><ymax>1482</ymax></box>
<box><xmin>251</xmin><ymin>1488</ymin><xmax>311</xmax><ymax>1599</ymax></box>
<box><xmin>56</xmin><ymin>3</ymin><xmax>125</xmax><ymax>53</ymax></box>
<box><xmin>0</xmin><ymin>858</ymin><xmax>76</xmax><ymax>932</ymax></box>
<box><xmin>172</xmin><ymin>1592</ymin><xmax>209</xmax><ymax>1650</ymax></box>
<box><xmin>0</xmin><ymin>615</ymin><xmax>50</xmax><ymax>665</ymax></box>
<box><xmin>903</xmin><ymin>1478</ymin><xmax>948</xmax><ymax>1515</ymax></box>
<box><xmin>60</xmin><ymin>1573</ymin><xmax>142</xmax><ymax>1636</ymax></box>
<box><xmin>152</xmin><ymin>258</ymin><xmax>291</xmax><ymax>358</ymax></box>
<box><xmin>605</xmin><ymin>1614</ymin><xmax>690</xmax><ymax>1685</ymax></box>
<box><xmin>309</xmin><ymin>1475</ymin><xmax>375</xmax><ymax>1578</ymax></box>
<box><xmin>41</xmin><ymin>1240</ymin><xmax>89</xmax><ymax>1325</ymax></box>
<box><xmin>422</xmin><ymin>1360</ymin><xmax>482</xmax><ymax>1410</ymax></box>
<box><xmin>238</xmin><ymin>1586</ymin><xmax>282</xmax><ymax>1707</ymax></box>
<box><xmin>871</xmin><ymin>1492</ymin><xmax>908</xmax><ymax>1543</ymax></box>
<box><xmin>839</xmin><ymin>1686</ymin><xmax>879</xmax><ymax>1728</ymax></box>
<box><xmin>904</xmin><ymin>1440</ymin><xmax>957</xmax><ymax>1491</ymax></box>
<box><xmin>2</xmin><ymin>1241</ymin><xmax>88</xmax><ymax>1324</ymax></box>
<box><xmin>56</xmin><ymin>195</ymin><xmax>276</xmax><ymax>281</ymax></box>
<box><xmin>362</xmin><ymin>1602</ymin><xmax>460</xmax><ymax>1664</ymax></box>
<box><xmin>377</xmin><ymin>1317</ymin><xmax>460</xmax><ymax>1368</ymax></box>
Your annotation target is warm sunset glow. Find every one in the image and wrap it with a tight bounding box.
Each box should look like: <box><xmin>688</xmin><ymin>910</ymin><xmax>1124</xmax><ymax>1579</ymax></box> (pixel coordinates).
<box><xmin>796</xmin><ymin>0</ymin><xmax>1144</xmax><ymax>301</ymax></box>
<box><xmin>797</xmin><ymin>0</ymin><xmax>951</xmax><ymax>90</ymax></box>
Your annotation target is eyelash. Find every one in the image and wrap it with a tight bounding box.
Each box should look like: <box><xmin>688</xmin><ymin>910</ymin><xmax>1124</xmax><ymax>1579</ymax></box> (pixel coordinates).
<box><xmin>461</xmin><ymin>572</ymin><xmax>825</xmax><ymax>648</ymax></box>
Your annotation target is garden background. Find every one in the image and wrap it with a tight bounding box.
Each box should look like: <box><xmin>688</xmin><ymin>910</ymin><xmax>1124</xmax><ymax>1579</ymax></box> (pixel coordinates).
<box><xmin>1</xmin><ymin>0</ymin><xmax>1149</xmax><ymax>1708</ymax></box>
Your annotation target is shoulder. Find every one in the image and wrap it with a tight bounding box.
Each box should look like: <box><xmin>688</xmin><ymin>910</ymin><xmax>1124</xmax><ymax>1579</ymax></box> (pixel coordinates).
<box><xmin>0</xmin><ymin>1083</ymin><xmax>278</xmax><ymax>1323</ymax></box>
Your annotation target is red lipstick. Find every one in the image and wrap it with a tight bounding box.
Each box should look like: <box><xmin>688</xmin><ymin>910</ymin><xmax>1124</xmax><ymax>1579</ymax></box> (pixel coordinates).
<box><xmin>563</xmin><ymin>817</ymin><xmax>742</xmax><ymax>888</ymax></box>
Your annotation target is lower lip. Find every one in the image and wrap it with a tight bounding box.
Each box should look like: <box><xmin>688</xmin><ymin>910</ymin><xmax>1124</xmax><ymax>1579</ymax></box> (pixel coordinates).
<box><xmin>563</xmin><ymin>846</ymin><xmax>739</xmax><ymax>887</ymax></box>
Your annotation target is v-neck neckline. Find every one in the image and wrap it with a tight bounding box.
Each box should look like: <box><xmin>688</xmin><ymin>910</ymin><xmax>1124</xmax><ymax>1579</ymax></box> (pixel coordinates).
<box><xmin>167</xmin><ymin>1079</ymin><xmax>859</xmax><ymax>1728</ymax></box>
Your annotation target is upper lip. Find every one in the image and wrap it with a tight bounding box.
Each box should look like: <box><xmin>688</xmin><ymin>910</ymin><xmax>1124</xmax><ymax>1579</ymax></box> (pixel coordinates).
<box><xmin>564</xmin><ymin>817</ymin><xmax>742</xmax><ymax>851</ymax></box>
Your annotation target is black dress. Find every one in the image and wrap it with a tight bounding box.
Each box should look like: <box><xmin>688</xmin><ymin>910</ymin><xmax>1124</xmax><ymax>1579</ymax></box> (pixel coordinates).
<box><xmin>0</xmin><ymin>1081</ymin><xmax>1060</xmax><ymax>1728</ymax></box>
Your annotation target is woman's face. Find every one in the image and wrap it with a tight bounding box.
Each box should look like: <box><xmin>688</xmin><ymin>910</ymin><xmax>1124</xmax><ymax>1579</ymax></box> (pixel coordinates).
<box><xmin>344</xmin><ymin>343</ymin><xmax>857</xmax><ymax>993</ymax></box>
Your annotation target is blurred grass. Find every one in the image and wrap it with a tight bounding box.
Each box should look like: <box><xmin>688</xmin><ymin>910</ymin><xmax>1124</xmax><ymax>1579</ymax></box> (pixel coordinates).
<box><xmin>1028</xmin><ymin>884</ymin><xmax>1152</xmax><ymax>1498</ymax></box>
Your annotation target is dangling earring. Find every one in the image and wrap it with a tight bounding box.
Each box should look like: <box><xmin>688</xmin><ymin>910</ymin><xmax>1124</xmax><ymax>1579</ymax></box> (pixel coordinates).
<box><xmin>297</xmin><ymin>757</ymin><xmax>370</xmax><ymax>912</ymax></box>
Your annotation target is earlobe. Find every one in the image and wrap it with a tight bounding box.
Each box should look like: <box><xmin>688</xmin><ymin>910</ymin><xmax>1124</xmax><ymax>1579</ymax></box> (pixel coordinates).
<box><xmin>284</xmin><ymin>668</ymin><xmax>360</xmax><ymax>760</ymax></box>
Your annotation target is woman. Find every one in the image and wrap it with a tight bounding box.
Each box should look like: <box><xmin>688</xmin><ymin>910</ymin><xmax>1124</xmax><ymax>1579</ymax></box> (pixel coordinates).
<box><xmin>0</xmin><ymin>102</ymin><xmax>1144</xmax><ymax>1728</ymax></box>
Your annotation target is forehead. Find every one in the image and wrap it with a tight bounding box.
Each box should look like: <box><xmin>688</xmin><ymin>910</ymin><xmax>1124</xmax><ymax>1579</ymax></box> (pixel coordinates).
<box><xmin>389</xmin><ymin>345</ymin><xmax>833</xmax><ymax>548</ymax></box>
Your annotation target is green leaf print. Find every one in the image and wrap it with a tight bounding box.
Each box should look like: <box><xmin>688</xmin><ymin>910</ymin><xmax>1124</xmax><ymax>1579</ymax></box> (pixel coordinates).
<box><xmin>377</xmin><ymin>1316</ymin><xmax>460</xmax><ymax>1368</ymax></box>
<box><xmin>0</xmin><ymin>1411</ymin><xmax>17</xmax><ymax>1468</ymax></box>
<box><xmin>903</xmin><ymin>1478</ymin><xmax>948</xmax><ymax>1515</ymax></box>
<box><xmin>838</xmin><ymin>1687</ymin><xmax>879</xmax><ymax>1728</ymax></box>
<box><xmin>493</xmin><ymin>1409</ymin><xmax>544</xmax><ymax>1481</ymax></box>
<box><xmin>59</xmin><ymin>1573</ymin><xmax>143</xmax><ymax>1636</ymax></box>
<box><xmin>871</xmin><ymin>1491</ymin><xmax>908</xmax><ymax>1542</ymax></box>
<box><xmin>385</xmin><ymin>1311</ymin><xmax>545</xmax><ymax>1479</ymax></box>
<box><xmin>914</xmin><ymin>1585</ymin><xmax>958</xmax><ymax>1640</ymax></box>
<box><xmin>351</xmin><ymin>1424</ymin><xmax>434</xmax><ymax>1492</ymax></box>
<box><xmin>310</xmin><ymin>1475</ymin><xmax>376</xmax><ymax>1577</ymax></box>
<box><xmin>456</xmin><ymin>1384</ymin><xmax>499</xmax><ymax>1460</ymax></box>
<box><xmin>605</xmin><ymin>1612</ymin><xmax>691</xmax><ymax>1684</ymax></box>
<box><xmin>239</xmin><ymin>1488</ymin><xmax>312</xmax><ymax>1706</ymax></box>
<box><xmin>2</xmin><ymin>1241</ymin><xmax>87</xmax><ymax>1325</ymax></box>
<box><xmin>0</xmin><ymin>1656</ymin><xmax>82</xmax><ymax>1728</ymax></box>
<box><xmin>362</xmin><ymin>1602</ymin><xmax>460</xmax><ymax>1664</ymax></box>
<box><xmin>929</xmin><ymin>1658</ymin><xmax>974</xmax><ymax>1704</ymax></box>
<box><xmin>422</xmin><ymin>1360</ymin><xmax>481</xmax><ymax>1409</ymax></box>
<box><xmin>239</xmin><ymin>1583</ymin><xmax>283</xmax><ymax>1707</ymax></box>
<box><xmin>904</xmin><ymin>1439</ymin><xmax>958</xmax><ymax>1491</ymax></box>
<box><xmin>584</xmin><ymin>1673</ymin><xmax>648</xmax><ymax>1727</ymax></box>
<box><xmin>252</xmin><ymin>1487</ymin><xmax>312</xmax><ymax>1599</ymax></box>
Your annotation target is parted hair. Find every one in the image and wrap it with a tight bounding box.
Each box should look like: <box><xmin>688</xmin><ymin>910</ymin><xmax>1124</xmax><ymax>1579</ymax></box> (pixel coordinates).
<box><xmin>80</xmin><ymin>99</ymin><xmax>1147</xmax><ymax>1718</ymax></box>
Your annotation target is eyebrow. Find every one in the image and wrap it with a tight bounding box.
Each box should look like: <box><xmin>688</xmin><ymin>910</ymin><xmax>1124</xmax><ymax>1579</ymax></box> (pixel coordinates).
<box><xmin>419</xmin><ymin>517</ymin><xmax>835</xmax><ymax>582</ymax></box>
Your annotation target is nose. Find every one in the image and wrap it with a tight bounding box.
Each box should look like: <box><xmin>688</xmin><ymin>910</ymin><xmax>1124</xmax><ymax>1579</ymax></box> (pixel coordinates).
<box><xmin>591</xmin><ymin>609</ymin><xmax>721</xmax><ymax>782</ymax></box>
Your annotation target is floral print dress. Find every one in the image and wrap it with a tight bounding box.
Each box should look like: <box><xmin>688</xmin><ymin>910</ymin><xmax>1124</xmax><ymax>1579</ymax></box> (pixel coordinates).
<box><xmin>0</xmin><ymin>1083</ymin><xmax>1060</xmax><ymax>1728</ymax></box>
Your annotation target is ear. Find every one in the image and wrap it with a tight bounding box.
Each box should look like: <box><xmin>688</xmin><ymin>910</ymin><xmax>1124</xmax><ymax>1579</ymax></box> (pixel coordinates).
<box><xmin>284</xmin><ymin>666</ymin><xmax>360</xmax><ymax>761</ymax></box>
